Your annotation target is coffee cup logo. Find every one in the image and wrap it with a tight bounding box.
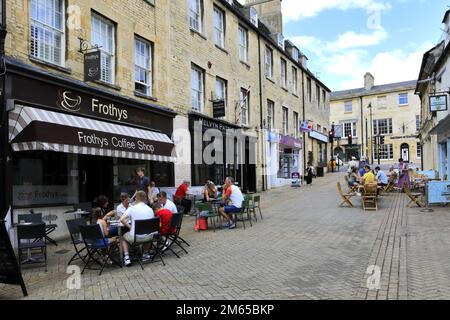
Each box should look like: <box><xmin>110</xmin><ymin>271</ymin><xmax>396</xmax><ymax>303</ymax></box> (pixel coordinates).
<box><xmin>57</xmin><ymin>90</ymin><xmax>82</xmax><ymax>112</ymax></box>
<box><xmin>88</xmin><ymin>67</ymin><xmax>99</xmax><ymax>78</ymax></box>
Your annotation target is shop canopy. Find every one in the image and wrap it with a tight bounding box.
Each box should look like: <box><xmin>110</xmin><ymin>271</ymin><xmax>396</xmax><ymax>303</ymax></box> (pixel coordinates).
<box><xmin>8</xmin><ymin>106</ymin><xmax>176</xmax><ymax>162</ymax></box>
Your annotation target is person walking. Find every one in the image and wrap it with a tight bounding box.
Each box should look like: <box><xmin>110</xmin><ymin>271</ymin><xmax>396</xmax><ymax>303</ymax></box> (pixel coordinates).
<box><xmin>397</xmin><ymin>158</ymin><xmax>410</xmax><ymax>190</ymax></box>
<box><xmin>305</xmin><ymin>162</ymin><xmax>314</xmax><ymax>185</ymax></box>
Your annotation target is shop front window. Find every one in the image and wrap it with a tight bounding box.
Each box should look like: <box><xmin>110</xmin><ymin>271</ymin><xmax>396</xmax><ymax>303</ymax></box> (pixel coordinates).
<box><xmin>12</xmin><ymin>152</ymin><xmax>79</xmax><ymax>207</ymax></box>
<box><xmin>113</xmin><ymin>158</ymin><xmax>174</xmax><ymax>202</ymax></box>
<box><xmin>278</xmin><ymin>148</ymin><xmax>299</xmax><ymax>179</ymax></box>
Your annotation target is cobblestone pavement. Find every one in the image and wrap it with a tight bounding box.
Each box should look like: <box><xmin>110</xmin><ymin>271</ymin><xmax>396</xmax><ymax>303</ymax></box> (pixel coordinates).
<box><xmin>1</xmin><ymin>173</ymin><xmax>449</xmax><ymax>300</ymax></box>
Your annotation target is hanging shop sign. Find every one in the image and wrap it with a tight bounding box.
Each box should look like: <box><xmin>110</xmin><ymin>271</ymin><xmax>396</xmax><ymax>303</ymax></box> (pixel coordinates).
<box><xmin>430</xmin><ymin>95</ymin><xmax>448</xmax><ymax>112</ymax></box>
<box><xmin>84</xmin><ymin>50</ymin><xmax>101</xmax><ymax>82</ymax></box>
<box><xmin>212</xmin><ymin>99</ymin><xmax>226</xmax><ymax>118</ymax></box>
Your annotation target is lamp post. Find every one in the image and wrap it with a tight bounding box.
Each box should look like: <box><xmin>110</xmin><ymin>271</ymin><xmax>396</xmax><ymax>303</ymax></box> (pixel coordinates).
<box><xmin>368</xmin><ymin>103</ymin><xmax>373</xmax><ymax>165</ymax></box>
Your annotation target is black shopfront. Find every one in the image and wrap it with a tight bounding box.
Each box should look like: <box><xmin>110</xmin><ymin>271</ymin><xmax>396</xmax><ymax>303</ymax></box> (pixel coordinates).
<box><xmin>189</xmin><ymin>113</ymin><xmax>257</xmax><ymax>193</ymax></box>
<box><xmin>4</xmin><ymin>59</ymin><xmax>176</xmax><ymax>210</ymax></box>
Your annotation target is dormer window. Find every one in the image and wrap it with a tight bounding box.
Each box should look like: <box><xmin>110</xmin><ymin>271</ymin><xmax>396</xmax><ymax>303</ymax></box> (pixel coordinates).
<box><xmin>292</xmin><ymin>48</ymin><xmax>299</xmax><ymax>62</ymax></box>
<box><xmin>276</xmin><ymin>33</ymin><xmax>284</xmax><ymax>49</ymax></box>
<box><xmin>250</xmin><ymin>7</ymin><xmax>258</xmax><ymax>27</ymax></box>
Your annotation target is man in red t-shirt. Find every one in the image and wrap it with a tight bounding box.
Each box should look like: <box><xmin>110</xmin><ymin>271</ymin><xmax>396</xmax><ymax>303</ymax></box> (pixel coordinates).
<box><xmin>154</xmin><ymin>207</ymin><xmax>175</xmax><ymax>236</ymax></box>
<box><xmin>174</xmin><ymin>180</ymin><xmax>192</xmax><ymax>215</ymax></box>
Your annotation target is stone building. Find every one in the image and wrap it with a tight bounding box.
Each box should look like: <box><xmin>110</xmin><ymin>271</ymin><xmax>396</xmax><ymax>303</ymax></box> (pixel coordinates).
<box><xmin>416</xmin><ymin>9</ymin><xmax>450</xmax><ymax>178</ymax></box>
<box><xmin>330</xmin><ymin>73</ymin><xmax>421</xmax><ymax>166</ymax></box>
<box><xmin>0</xmin><ymin>0</ymin><xmax>331</xmax><ymax>237</ymax></box>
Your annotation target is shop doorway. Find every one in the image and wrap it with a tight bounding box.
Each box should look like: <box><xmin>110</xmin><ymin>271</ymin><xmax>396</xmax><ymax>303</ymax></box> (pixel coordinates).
<box><xmin>78</xmin><ymin>155</ymin><xmax>113</xmax><ymax>206</ymax></box>
<box><xmin>401</xmin><ymin>143</ymin><xmax>410</xmax><ymax>163</ymax></box>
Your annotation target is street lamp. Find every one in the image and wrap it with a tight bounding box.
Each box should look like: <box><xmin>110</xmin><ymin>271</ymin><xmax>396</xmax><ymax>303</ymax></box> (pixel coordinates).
<box><xmin>368</xmin><ymin>102</ymin><xmax>373</xmax><ymax>165</ymax></box>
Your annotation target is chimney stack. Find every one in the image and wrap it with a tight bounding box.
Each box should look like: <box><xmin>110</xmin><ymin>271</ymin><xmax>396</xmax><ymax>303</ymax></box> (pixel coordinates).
<box><xmin>245</xmin><ymin>0</ymin><xmax>283</xmax><ymax>35</ymax></box>
<box><xmin>364</xmin><ymin>72</ymin><xmax>375</xmax><ymax>90</ymax></box>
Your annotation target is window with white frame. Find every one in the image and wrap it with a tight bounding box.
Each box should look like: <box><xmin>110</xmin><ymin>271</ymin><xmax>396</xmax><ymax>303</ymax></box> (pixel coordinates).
<box><xmin>292</xmin><ymin>47</ymin><xmax>299</xmax><ymax>62</ymax></box>
<box><xmin>293</xmin><ymin>111</ymin><xmax>299</xmax><ymax>138</ymax></box>
<box><xmin>238</xmin><ymin>26</ymin><xmax>248</xmax><ymax>62</ymax></box>
<box><xmin>399</xmin><ymin>93</ymin><xmax>409</xmax><ymax>105</ymax></box>
<box><xmin>91</xmin><ymin>14</ymin><xmax>115</xmax><ymax>84</ymax></box>
<box><xmin>265</xmin><ymin>47</ymin><xmax>273</xmax><ymax>79</ymax></box>
<box><xmin>292</xmin><ymin>67</ymin><xmax>298</xmax><ymax>95</ymax></box>
<box><xmin>280</xmin><ymin>59</ymin><xmax>287</xmax><ymax>88</ymax></box>
<box><xmin>213</xmin><ymin>6</ymin><xmax>225</xmax><ymax>48</ymax></box>
<box><xmin>417</xmin><ymin>142</ymin><xmax>422</xmax><ymax>158</ymax></box>
<box><xmin>267</xmin><ymin>100</ymin><xmax>274</xmax><ymax>131</ymax></box>
<box><xmin>282</xmin><ymin>107</ymin><xmax>288</xmax><ymax>135</ymax></box>
<box><xmin>343</xmin><ymin>122</ymin><xmax>357</xmax><ymax>137</ymax></box>
<box><xmin>191</xmin><ymin>64</ymin><xmax>204</xmax><ymax>111</ymax></box>
<box><xmin>189</xmin><ymin>0</ymin><xmax>202</xmax><ymax>32</ymax></box>
<box><xmin>416</xmin><ymin>115</ymin><xmax>421</xmax><ymax>132</ymax></box>
<box><xmin>240</xmin><ymin>88</ymin><xmax>250</xmax><ymax>125</ymax></box>
<box><xmin>30</xmin><ymin>0</ymin><xmax>65</xmax><ymax>66</ymax></box>
<box><xmin>135</xmin><ymin>38</ymin><xmax>152</xmax><ymax>96</ymax></box>
<box><xmin>373</xmin><ymin>118</ymin><xmax>393</xmax><ymax>135</ymax></box>
<box><xmin>215</xmin><ymin>77</ymin><xmax>227</xmax><ymax>110</ymax></box>
<box><xmin>344</xmin><ymin>101</ymin><xmax>352</xmax><ymax>112</ymax></box>
<box><xmin>374</xmin><ymin>144</ymin><xmax>394</xmax><ymax>160</ymax></box>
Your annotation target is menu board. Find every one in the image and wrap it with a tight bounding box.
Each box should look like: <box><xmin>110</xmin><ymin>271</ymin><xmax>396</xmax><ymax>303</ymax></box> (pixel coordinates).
<box><xmin>0</xmin><ymin>222</ymin><xmax>27</xmax><ymax>296</ymax></box>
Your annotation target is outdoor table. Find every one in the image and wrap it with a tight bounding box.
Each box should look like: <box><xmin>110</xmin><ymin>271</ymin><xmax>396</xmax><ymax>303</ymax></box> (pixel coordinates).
<box><xmin>65</xmin><ymin>209</ymin><xmax>91</xmax><ymax>219</ymax></box>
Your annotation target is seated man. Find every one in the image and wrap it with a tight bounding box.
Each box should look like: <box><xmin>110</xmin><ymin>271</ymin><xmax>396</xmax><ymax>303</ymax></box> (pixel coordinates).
<box><xmin>157</xmin><ymin>191</ymin><xmax>178</xmax><ymax>214</ymax></box>
<box><xmin>154</xmin><ymin>204</ymin><xmax>176</xmax><ymax>250</ymax></box>
<box><xmin>375</xmin><ymin>167</ymin><xmax>388</xmax><ymax>187</ymax></box>
<box><xmin>218</xmin><ymin>177</ymin><xmax>244</xmax><ymax>230</ymax></box>
<box><xmin>362</xmin><ymin>165</ymin><xmax>376</xmax><ymax>184</ymax></box>
<box><xmin>120</xmin><ymin>191</ymin><xmax>155</xmax><ymax>266</ymax></box>
<box><xmin>116</xmin><ymin>193</ymin><xmax>131</xmax><ymax>220</ymax></box>
<box><xmin>174</xmin><ymin>180</ymin><xmax>192</xmax><ymax>215</ymax></box>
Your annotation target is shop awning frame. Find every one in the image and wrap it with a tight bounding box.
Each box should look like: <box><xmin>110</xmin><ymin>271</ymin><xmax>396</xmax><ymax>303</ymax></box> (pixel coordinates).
<box><xmin>8</xmin><ymin>106</ymin><xmax>176</xmax><ymax>162</ymax></box>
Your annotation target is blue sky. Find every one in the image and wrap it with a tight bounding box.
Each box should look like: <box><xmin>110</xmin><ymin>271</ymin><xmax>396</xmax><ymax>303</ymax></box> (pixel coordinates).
<box><xmin>277</xmin><ymin>0</ymin><xmax>448</xmax><ymax>91</ymax></box>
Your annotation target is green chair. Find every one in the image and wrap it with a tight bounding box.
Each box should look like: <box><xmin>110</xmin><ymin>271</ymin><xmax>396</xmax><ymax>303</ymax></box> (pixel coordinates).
<box><xmin>232</xmin><ymin>198</ymin><xmax>252</xmax><ymax>229</ymax></box>
<box><xmin>195</xmin><ymin>202</ymin><xmax>221</xmax><ymax>232</ymax></box>
<box><xmin>248</xmin><ymin>195</ymin><xmax>263</xmax><ymax>221</ymax></box>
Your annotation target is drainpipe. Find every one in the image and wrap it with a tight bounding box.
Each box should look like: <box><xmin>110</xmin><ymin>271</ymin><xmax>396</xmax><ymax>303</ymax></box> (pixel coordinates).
<box><xmin>257</xmin><ymin>34</ymin><xmax>266</xmax><ymax>191</ymax></box>
<box><xmin>360</xmin><ymin>96</ymin><xmax>364</xmax><ymax>160</ymax></box>
<box><xmin>301</xmin><ymin>69</ymin><xmax>306</xmax><ymax>176</ymax></box>
<box><xmin>0</xmin><ymin>0</ymin><xmax>9</xmax><ymax>221</ymax></box>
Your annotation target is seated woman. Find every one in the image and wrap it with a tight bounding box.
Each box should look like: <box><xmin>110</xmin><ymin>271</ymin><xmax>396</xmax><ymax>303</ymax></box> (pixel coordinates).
<box><xmin>387</xmin><ymin>165</ymin><xmax>398</xmax><ymax>184</ymax></box>
<box><xmin>203</xmin><ymin>180</ymin><xmax>218</xmax><ymax>202</ymax></box>
<box><xmin>90</xmin><ymin>208</ymin><xmax>117</xmax><ymax>247</ymax></box>
<box><xmin>348</xmin><ymin>167</ymin><xmax>359</xmax><ymax>187</ymax></box>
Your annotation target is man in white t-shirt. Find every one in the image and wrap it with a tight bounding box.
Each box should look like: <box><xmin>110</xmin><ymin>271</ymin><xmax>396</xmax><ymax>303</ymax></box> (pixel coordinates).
<box><xmin>218</xmin><ymin>177</ymin><xmax>244</xmax><ymax>229</ymax></box>
<box><xmin>120</xmin><ymin>191</ymin><xmax>155</xmax><ymax>266</ymax></box>
<box><xmin>157</xmin><ymin>191</ymin><xmax>178</xmax><ymax>214</ymax></box>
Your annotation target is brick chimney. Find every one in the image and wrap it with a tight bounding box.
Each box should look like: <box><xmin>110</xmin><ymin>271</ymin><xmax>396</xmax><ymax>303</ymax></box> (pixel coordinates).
<box><xmin>364</xmin><ymin>72</ymin><xmax>375</xmax><ymax>90</ymax></box>
<box><xmin>245</xmin><ymin>0</ymin><xmax>283</xmax><ymax>34</ymax></box>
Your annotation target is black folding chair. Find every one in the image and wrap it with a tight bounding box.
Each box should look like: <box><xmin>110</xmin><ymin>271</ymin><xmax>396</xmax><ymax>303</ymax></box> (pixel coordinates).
<box><xmin>132</xmin><ymin>218</ymin><xmax>165</xmax><ymax>269</ymax></box>
<box><xmin>78</xmin><ymin>224</ymin><xmax>122</xmax><ymax>275</ymax></box>
<box><xmin>19</xmin><ymin>213</ymin><xmax>58</xmax><ymax>246</ymax></box>
<box><xmin>66</xmin><ymin>218</ymin><xmax>88</xmax><ymax>265</ymax></box>
<box><xmin>165</xmin><ymin>213</ymin><xmax>189</xmax><ymax>257</ymax></box>
<box><xmin>17</xmin><ymin>222</ymin><xmax>47</xmax><ymax>271</ymax></box>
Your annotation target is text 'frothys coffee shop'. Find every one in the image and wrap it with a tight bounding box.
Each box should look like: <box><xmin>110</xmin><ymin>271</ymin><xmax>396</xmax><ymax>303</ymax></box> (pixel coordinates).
<box><xmin>3</xmin><ymin>59</ymin><xmax>176</xmax><ymax>242</ymax></box>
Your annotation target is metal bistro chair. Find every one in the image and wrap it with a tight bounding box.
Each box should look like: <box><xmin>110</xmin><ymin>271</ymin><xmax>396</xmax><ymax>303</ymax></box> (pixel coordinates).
<box><xmin>247</xmin><ymin>195</ymin><xmax>263</xmax><ymax>222</ymax></box>
<box><xmin>166</xmin><ymin>213</ymin><xmax>189</xmax><ymax>257</ymax></box>
<box><xmin>195</xmin><ymin>202</ymin><xmax>221</xmax><ymax>232</ymax></box>
<box><xmin>232</xmin><ymin>199</ymin><xmax>252</xmax><ymax>229</ymax></box>
<box><xmin>66</xmin><ymin>218</ymin><xmax>88</xmax><ymax>265</ymax></box>
<box><xmin>78</xmin><ymin>224</ymin><xmax>122</xmax><ymax>276</ymax></box>
<box><xmin>17</xmin><ymin>222</ymin><xmax>47</xmax><ymax>271</ymax></box>
<box><xmin>162</xmin><ymin>213</ymin><xmax>184</xmax><ymax>258</ymax></box>
<box><xmin>132</xmin><ymin>218</ymin><xmax>165</xmax><ymax>269</ymax></box>
<box><xmin>20</xmin><ymin>213</ymin><xmax>58</xmax><ymax>246</ymax></box>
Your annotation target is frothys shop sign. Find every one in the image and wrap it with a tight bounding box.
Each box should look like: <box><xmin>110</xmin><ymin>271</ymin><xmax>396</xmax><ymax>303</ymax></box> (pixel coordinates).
<box><xmin>77</xmin><ymin>131</ymin><xmax>155</xmax><ymax>153</ymax></box>
<box><xmin>58</xmin><ymin>90</ymin><xmax>128</xmax><ymax>121</ymax></box>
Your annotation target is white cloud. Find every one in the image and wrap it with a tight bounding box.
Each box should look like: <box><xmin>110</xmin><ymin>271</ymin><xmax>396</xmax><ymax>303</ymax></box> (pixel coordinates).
<box><xmin>291</xmin><ymin>28</ymin><xmax>388</xmax><ymax>53</ymax></box>
<box><xmin>282</xmin><ymin>0</ymin><xmax>391</xmax><ymax>21</ymax></box>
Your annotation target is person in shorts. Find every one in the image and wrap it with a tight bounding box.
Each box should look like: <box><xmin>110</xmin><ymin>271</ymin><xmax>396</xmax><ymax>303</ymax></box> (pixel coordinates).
<box><xmin>218</xmin><ymin>177</ymin><xmax>244</xmax><ymax>229</ymax></box>
<box><xmin>120</xmin><ymin>191</ymin><xmax>155</xmax><ymax>266</ymax></box>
